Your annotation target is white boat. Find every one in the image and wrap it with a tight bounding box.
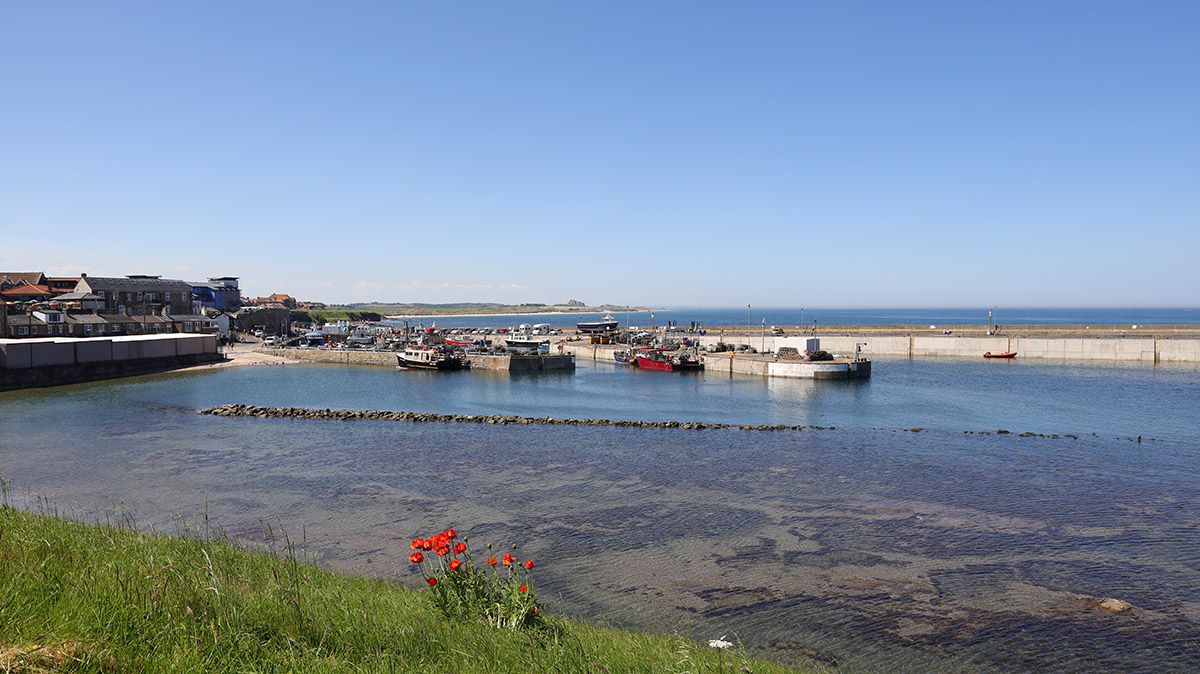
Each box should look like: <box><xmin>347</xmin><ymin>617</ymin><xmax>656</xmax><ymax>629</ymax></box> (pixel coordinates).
<box><xmin>396</xmin><ymin>346</ymin><xmax>465</xmax><ymax>370</ymax></box>
<box><xmin>577</xmin><ymin>313</ymin><xmax>619</xmax><ymax>333</ymax></box>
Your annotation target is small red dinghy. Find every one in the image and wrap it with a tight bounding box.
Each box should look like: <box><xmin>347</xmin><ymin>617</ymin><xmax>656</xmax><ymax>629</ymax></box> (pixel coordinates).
<box><xmin>984</xmin><ymin>351</ymin><xmax>1017</xmax><ymax>359</ymax></box>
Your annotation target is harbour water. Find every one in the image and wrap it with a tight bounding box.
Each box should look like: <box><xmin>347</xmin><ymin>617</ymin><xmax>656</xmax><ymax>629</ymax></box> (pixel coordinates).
<box><xmin>2</xmin><ymin>357</ymin><xmax>1199</xmax><ymax>672</ymax></box>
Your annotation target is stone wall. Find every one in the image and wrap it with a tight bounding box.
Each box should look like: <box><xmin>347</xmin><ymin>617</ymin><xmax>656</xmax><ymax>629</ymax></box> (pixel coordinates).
<box><xmin>262</xmin><ymin>348</ymin><xmax>397</xmax><ymax>366</ymax></box>
<box><xmin>0</xmin><ymin>352</ymin><xmax>223</xmax><ymax>391</ymax></box>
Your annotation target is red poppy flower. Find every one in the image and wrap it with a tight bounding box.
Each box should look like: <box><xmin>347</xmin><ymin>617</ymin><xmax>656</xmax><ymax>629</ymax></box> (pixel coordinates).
<box><xmin>410</xmin><ymin>539</ymin><xmax>422</xmax><ymax>550</ymax></box>
<box><xmin>502</xmin><ymin>553</ymin><xmax>515</xmax><ymax>566</ymax></box>
<box><xmin>519</xmin><ymin>585</ymin><xmax>528</xmax><ymax>592</ymax></box>
<box><xmin>487</xmin><ymin>557</ymin><xmax>497</xmax><ymax>566</ymax></box>
<box><xmin>421</xmin><ymin>539</ymin><xmax>433</xmax><ymax>551</ymax></box>
<box><xmin>409</xmin><ymin>552</ymin><xmax>424</xmax><ymax>564</ymax></box>
<box><xmin>436</xmin><ymin>546</ymin><xmax>450</xmax><ymax>557</ymax></box>
<box><xmin>454</xmin><ymin>542</ymin><xmax>466</xmax><ymax>554</ymax></box>
<box><xmin>426</xmin><ymin>577</ymin><xmax>437</xmax><ymax>587</ymax></box>
<box><xmin>448</xmin><ymin>558</ymin><xmax>462</xmax><ymax>571</ymax></box>
<box><xmin>524</xmin><ymin>560</ymin><xmax>534</xmax><ymax>569</ymax></box>
<box><xmin>445</xmin><ymin>529</ymin><xmax>457</xmax><ymax>540</ymax></box>
<box><xmin>531</xmin><ymin>606</ymin><xmax>538</xmax><ymax>615</ymax></box>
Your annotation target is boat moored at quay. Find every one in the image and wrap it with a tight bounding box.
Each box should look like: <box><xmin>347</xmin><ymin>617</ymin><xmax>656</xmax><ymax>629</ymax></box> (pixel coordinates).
<box><xmin>634</xmin><ymin>348</ymin><xmax>704</xmax><ymax>372</ymax></box>
<box><xmin>396</xmin><ymin>346</ymin><xmax>466</xmax><ymax>370</ymax></box>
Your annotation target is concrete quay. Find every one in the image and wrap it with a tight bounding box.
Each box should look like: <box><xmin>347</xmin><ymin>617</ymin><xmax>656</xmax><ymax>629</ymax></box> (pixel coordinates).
<box><xmin>563</xmin><ymin>327</ymin><xmax>1200</xmax><ymax>364</ymax></box>
<box><xmin>262</xmin><ymin>347</ymin><xmax>575</xmax><ymax>371</ymax></box>
<box><xmin>703</xmin><ymin>352</ymin><xmax>871</xmax><ymax>379</ymax></box>
<box><xmin>0</xmin><ymin>334</ymin><xmax>222</xmax><ymax>391</ymax></box>
<box><xmin>562</xmin><ymin>342</ymin><xmax>869</xmax><ymax>378</ymax></box>
<box><xmin>468</xmin><ymin>354</ymin><xmax>575</xmax><ymax>371</ymax></box>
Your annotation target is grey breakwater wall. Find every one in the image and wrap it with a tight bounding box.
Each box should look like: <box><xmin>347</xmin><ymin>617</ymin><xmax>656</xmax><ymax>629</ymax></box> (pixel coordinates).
<box><xmin>567</xmin><ymin>334</ymin><xmax>1200</xmax><ymax>363</ymax></box>
<box><xmin>0</xmin><ymin>353</ymin><xmax>224</xmax><ymax>391</ymax></box>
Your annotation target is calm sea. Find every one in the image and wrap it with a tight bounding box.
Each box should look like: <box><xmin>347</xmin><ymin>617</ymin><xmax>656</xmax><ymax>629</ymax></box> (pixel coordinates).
<box><xmin>384</xmin><ymin>307</ymin><xmax>1200</xmax><ymax>330</ymax></box>
<box><xmin>2</xmin><ymin>357</ymin><xmax>1199</xmax><ymax>673</ymax></box>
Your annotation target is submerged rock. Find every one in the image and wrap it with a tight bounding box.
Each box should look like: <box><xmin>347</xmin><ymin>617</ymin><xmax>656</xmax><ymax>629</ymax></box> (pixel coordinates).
<box><xmin>1095</xmin><ymin>597</ymin><xmax>1134</xmax><ymax>614</ymax></box>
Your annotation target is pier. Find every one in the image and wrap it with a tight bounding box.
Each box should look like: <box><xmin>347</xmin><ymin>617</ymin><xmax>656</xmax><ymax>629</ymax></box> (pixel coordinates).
<box><xmin>563</xmin><ymin>326</ymin><xmax>1200</xmax><ymax>364</ymax></box>
<box><xmin>261</xmin><ymin>347</ymin><xmax>575</xmax><ymax>372</ymax></box>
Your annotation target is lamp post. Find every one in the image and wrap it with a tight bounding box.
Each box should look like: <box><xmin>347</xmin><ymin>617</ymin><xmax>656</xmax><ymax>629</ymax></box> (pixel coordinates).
<box><xmin>747</xmin><ymin>304</ymin><xmax>751</xmax><ymax>348</ymax></box>
<box><xmin>761</xmin><ymin>317</ymin><xmax>766</xmax><ymax>352</ymax></box>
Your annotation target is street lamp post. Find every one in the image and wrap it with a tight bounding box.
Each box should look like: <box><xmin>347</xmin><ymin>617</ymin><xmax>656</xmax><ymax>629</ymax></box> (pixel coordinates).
<box><xmin>761</xmin><ymin>317</ymin><xmax>766</xmax><ymax>352</ymax></box>
<box><xmin>747</xmin><ymin>304</ymin><xmax>751</xmax><ymax>348</ymax></box>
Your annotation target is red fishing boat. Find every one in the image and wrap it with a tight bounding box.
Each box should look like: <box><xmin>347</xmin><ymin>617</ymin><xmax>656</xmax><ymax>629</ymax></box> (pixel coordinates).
<box><xmin>634</xmin><ymin>348</ymin><xmax>704</xmax><ymax>372</ymax></box>
<box><xmin>983</xmin><ymin>351</ymin><xmax>1017</xmax><ymax>359</ymax></box>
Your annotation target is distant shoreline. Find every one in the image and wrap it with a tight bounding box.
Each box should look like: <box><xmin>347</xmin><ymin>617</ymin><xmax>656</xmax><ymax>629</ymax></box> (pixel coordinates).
<box><xmin>384</xmin><ymin>309</ymin><xmax>666</xmax><ymax>320</ymax></box>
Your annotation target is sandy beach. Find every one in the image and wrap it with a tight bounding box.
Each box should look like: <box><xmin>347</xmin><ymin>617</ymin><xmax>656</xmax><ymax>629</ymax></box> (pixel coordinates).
<box><xmin>177</xmin><ymin>340</ymin><xmax>292</xmax><ymax>372</ymax></box>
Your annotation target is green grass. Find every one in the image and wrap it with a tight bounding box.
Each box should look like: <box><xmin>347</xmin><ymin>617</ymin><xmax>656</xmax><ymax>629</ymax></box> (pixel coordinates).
<box><xmin>0</xmin><ymin>506</ymin><xmax>814</xmax><ymax>673</ymax></box>
<box><xmin>293</xmin><ymin>310</ymin><xmax>384</xmax><ymax>324</ymax></box>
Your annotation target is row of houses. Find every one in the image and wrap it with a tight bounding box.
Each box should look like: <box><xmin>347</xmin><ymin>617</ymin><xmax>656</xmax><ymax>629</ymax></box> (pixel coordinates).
<box><xmin>2</xmin><ymin>272</ymin><xmax>240</xmax><ymax>340</ymax></box>
<box><xmin>5</xmin><ymin>308</ymin><xmax>219</xmax><ymax>339</ymax></box>
<box><xmin>2</xmin><ymin>272</ymin><xmax>332</xmax><ymax>342</ymax></box>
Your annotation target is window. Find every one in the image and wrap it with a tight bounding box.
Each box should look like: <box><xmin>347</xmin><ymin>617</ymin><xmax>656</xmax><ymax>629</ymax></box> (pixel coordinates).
<box><xmin>97</xmin><ymin>291</ymin><xmax>106</xmax><ymax>299</ymax></box>
<box><xmin>147</xmin><ymin>293</ymin><xmax>158</xmax><ymax>303</ymax></box>
<box><xmin>118</xmin><ymin>305</ymin><xmax>125</xmax><ymax>314</ymax></box>
<box><xmin>137</xmin><ymin>292</ymin><xmax>143</xmax><ymax>301</ymax></box>
<box><xmin>84</xmin><ymin>325</ymin><xmax>91</xmax><ymax>335</ymax></box>
<box><xmin>18</xmin><ymin>326</ymin><xmax>28</xmax><ymax>335</ymax></box>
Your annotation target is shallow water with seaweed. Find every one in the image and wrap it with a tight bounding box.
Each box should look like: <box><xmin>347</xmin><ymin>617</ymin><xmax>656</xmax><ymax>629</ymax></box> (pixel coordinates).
<box><xmin>2</xmin><ymin>359</ymin><xmax>1199</xmax><ymax>672</ymax></box>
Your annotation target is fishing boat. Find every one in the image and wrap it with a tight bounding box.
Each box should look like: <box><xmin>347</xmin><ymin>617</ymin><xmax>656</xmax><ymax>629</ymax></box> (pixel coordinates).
<box><xmin>983</xmin><ymin>351</ymin><xmax>1017</xmax><ymax>359</ymax></box>
<box><xmin>444</xmin><ymin>336</ymin><xmax>482</xmax><ymax>347</ymax></box>
<box><xmin>396</xmin><ymin>346</ymin><xmax>465</xmax><ymax>370</ymax></box>
<box><xmin>613</xmin><ymin>349</ymin><xmax>636</xmax><ymax>365</ymax></box>
<box><xmin>634</xmin><ymin>348</ymin><xmax>704</xmax><ymax>372</ymax></box>
<box><xmin>577</xmin><ymin>313</ymin><xmax>619</xmax><ymax>333</ymax></box>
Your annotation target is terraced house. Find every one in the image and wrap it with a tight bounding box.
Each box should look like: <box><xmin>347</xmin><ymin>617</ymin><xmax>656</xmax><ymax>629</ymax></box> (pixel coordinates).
<box><xmin>3</xmin><ymin>273</ymin><xmax>217</xmax><ymax>339</ymax></box>
<box><xmin>75</xmin><ymin>274</ymin><xmax>194</xmax><ymax>316</ymax></box>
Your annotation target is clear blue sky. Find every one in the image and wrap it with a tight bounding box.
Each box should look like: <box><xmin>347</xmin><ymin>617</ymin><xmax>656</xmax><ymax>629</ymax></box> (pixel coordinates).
<box><xmin>3</xmin><ymin>1</ymin><xmax>1197</xmax><ymax>307</ymax></box>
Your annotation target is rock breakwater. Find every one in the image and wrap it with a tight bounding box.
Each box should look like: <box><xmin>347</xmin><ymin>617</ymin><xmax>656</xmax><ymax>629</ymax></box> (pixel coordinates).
<box><xmin>197</xmin><ymin>404</ymin><xmax>830</xmax><ymax>431</ymax></box>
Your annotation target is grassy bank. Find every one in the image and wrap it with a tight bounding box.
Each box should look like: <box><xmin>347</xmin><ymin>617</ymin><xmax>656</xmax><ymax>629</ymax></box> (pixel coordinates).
<box><xmin>293</xmin><ymin>310</ymin><xmax>384</xmax><ymax>324</ymax></box>
<box><xmin>0</xmin><ymin>507</ymin><xmax>812</xmax><ymax>673</ymax></box>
